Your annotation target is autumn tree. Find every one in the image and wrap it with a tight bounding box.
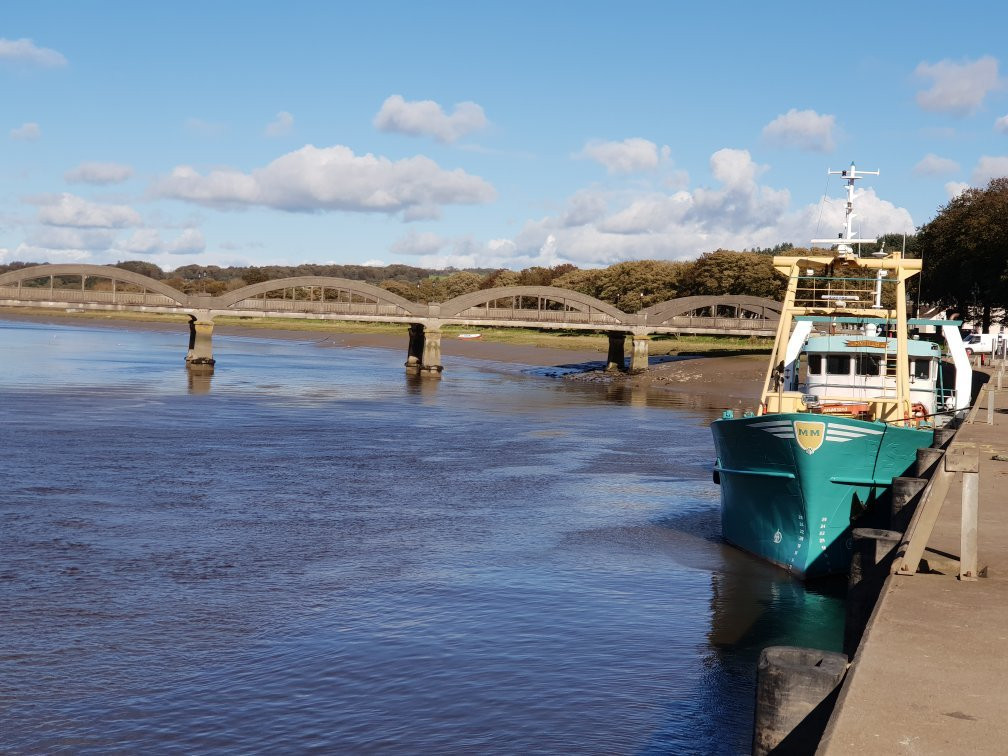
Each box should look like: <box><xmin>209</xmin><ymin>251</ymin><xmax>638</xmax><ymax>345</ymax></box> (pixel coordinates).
<box><xmin>678</xmin><ymin>250</ymin><xmax>786</xmax><ymax>300</ymax></box>
<box><xmin>917</xmin><ymin>178</ymin><xmax>1008</xmax><ymax>331</ymax></box>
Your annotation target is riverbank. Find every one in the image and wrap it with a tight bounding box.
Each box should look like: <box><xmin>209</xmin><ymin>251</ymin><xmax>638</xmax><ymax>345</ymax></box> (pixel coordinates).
<box><xmin>0</xmin><ymin>307</ymin><xmax>768</xmax><ymax>409</ymax></box>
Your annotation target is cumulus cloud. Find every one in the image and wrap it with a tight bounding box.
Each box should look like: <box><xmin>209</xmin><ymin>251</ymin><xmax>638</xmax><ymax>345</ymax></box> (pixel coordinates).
<box><xmin>6</xmin><ymin>244</ymin><xmax>91</xmax><ymax>263</ymax></box>
<box><xmin>972</xmin><ymin>155</ymin><xmax>1008</xmax><ymax>185</ymax></box>
<box><xmin>502</xmin><ymin>150</ymin><xmax>909</xmax><ymax>269</ymax></box>
<box><xmin>580</xmin><ymin>138</ymin><xmax>664</xmax><ymax>174</ymax></box>
<box><xmin>762</xmin><ymin>109</ymin><xmax>836</xmax><ymax>152</ymax></box>
<box><xmin>33</xmin><ymin>193</ymin><xmax>142</xmax><ymax>228</ymax></box>
<box><xmin>0</xmin><ymin>37</ymin><xmax>67</xmax><ymax>67</ymax></box>
<box><xmin>64</xmin><ymin>162</ymin><xmax>134</xmax><ymax>185</ymax></box>
<box><xmin>996</xmin><ymin>114</ymin><xmax>1008</xmax><ymax>134</ymax></box>
<box><xmin>10</xmin><ymin>122</ymin><xmax>41</xmax><ymax>141</ymax></box>
<box><xmin>151</xmin><ymin>144</ymin><xmax>496</xmax><ymax>217</ymax></box>
<box><xmin>27</xmin><ymin>227</ymin><xmax>117</xmax><ymax>251</ymax></box>
<box><xmin>265</xmin><ymin>111</ymin><xmax>294</xmax><ymax>137</ymax></box>
<box><xmin>913</xmin><ymin>153</ymin><xmax>960</xmax><ymax>177</ymax></box>
<box><xmin>117</xmin><ymin>228</ymin><xmax>205</xmax><ymax>256</ymax></box>
<box><xmin>389</xmin><ymin>230</ymin><xmax>446</xmax><ymax>255</ymax></box>
<box><xmin>915</xmin><ymin>56</ymin><xmax>1001</xmax><ymax>115</ymax></box>
<box><xmin>373</xmin><ymin>95</ymin><xmax>488</xmax><ymax>143</ymax></box>
<box><xmin>946</xmin><ymin>181</ymin><xmax>970</xmax><ymax>199</ymax></box>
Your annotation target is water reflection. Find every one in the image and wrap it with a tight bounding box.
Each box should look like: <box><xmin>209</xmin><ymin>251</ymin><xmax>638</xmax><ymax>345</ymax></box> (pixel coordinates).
<box><xmin>404</xmin><ymin>370</ymin><xmax>440</xmax><ymax>399</ymax></box>
<box><xmin>186</xmin><ymin>365</ymin><xmax>214</xmax><ymax>394</ymax></box>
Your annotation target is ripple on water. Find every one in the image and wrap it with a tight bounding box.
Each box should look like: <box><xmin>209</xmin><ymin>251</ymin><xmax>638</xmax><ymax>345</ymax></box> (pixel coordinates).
<box><xmin>0</xmin><ymin>320</ymin><xmax>842</xmax><ymax>753</ymax></box>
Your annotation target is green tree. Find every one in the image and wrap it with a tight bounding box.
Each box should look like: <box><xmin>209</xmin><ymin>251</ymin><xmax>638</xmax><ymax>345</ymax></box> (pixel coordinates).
<box><xmin>917</xmin><ymin>178</ymin><xmax>1008</xmax><ymax>331</ymax></box>
<box><xmin>679</xmin><ymin>251</ymin><xmax>786</xmax><ymax>299</ymax></box>
<box><xmin>115</xmin><ymin>260</ymin><xmax>164</xmax><ymax>279</ymax></box>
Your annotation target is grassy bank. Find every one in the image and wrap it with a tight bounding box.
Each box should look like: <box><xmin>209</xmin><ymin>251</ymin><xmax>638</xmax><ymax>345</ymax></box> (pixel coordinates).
<box><xmin>0</xmin><ymin>306</ymin><xmax>773</xmax><ymax>355</ymax></box>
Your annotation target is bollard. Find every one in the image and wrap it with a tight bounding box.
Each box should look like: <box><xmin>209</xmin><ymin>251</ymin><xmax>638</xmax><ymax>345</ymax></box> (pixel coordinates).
<box><xmin>891</xmin><ymin>476</ymin><xmax>926</xmax><ymax>533</ymax></box>
<box><xmin>914</xmin><ymin>446</ymin><xmax>944</xmax><ymax>478</ymax></box>
<box><xmin>844</xmin><ymin>528</ymin><xmax>901</xmax><ymax>657</ymax></box>
<box><xmin>932</xmin><ymin>427</ymin><xmax>956</xmax><ymax>448</ymax></box>
<box><xmin>988</xmin><ymin>389</ymin><xmax>995</xmax><ymax>425</ymax></box>
<box><xmin>752</xmin><ymin>646</ymin><xmax>848</xmax><ymax>755</ymax></box>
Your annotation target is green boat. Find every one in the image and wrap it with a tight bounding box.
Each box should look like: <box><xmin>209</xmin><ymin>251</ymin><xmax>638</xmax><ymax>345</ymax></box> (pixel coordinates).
<box><xmin>711</xmin><ymin>164</ymin><xmax>971</xmax><ymax>579</ymax></box>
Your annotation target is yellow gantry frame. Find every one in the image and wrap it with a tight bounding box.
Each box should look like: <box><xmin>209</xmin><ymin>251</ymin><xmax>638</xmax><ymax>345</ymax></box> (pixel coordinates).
<box><xmin>757</xmin><ymin>254</ymin><xmax>922</xmax><ymax>425</ymax></box>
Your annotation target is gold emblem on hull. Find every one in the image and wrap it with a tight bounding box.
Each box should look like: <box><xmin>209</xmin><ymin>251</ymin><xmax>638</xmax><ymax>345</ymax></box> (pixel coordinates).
<box><xmin>793</xmin><ymin>421</ymin><xmax>826</xmax><ymax>455</ymax></box>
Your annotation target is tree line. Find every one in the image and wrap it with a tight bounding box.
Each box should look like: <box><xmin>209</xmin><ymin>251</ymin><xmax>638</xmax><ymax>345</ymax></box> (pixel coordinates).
<box><xmin>0</xmin><ymin>252</ymin><xmax>789</xmax><ymax>313</ymax></box>
<box><xmin>2</xmin><ymin>176</ymin><xmax>1005</xmax><ymax>321</ymax></box>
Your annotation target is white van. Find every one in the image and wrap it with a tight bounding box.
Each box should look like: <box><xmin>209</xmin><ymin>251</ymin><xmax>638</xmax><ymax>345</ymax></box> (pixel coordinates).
<box><xmin>965</xmin><ymin>332</ymin><xmax>995</xmax><ymax>356</ymax></box>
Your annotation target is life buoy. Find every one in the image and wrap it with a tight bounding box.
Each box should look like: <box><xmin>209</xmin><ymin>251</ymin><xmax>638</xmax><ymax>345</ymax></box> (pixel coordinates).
<box><xmin>912</xmin><ymin>402</ymin><xmax>927</xmax><ymax>419</ymax></box>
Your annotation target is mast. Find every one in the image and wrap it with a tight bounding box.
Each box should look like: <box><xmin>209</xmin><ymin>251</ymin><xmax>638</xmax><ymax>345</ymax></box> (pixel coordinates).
<box><xmin>811</xmin><ymin>162</ymin><xmax>880</xmax><ymax>259</ymax></box>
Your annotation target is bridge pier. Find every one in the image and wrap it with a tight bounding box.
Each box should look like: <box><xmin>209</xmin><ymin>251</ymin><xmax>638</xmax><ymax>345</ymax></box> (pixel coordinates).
<box><xmin>405</xmin><ymin>324</ymin><xmax>425</xmax><ymax>374</ymax></box>
<box><xmin>421</xmin><ymin>328</ymin><xmax>443</xmax><ymax>377</ymax></box>
<box><xmin>606</xmin><ymin>332</ymin><xmax>626</xmax><ymax>372</ymax></box>
<box><xmin>629</xmin><ymin>332</ymin><xmax>650</xmax><ymax>374</ymax></box>
<box><xmin>186</xmin><ymin>312</ymin><xmax>215</xmax><ymax>369</ymax></box>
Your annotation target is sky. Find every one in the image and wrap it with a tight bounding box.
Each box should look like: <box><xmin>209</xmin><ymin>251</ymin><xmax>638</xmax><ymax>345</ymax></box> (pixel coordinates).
<box><xmin>3</xmin><ymin>1</ymin><xmax>1008</xmax><ymax>273</ymax></box>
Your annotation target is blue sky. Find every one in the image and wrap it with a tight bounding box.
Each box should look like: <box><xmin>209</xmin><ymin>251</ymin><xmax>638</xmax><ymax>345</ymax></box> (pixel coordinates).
<box><xmin>3</xmin><ymin>2</ymin><xmax>1007</xmax><ymax>272</ymax></box>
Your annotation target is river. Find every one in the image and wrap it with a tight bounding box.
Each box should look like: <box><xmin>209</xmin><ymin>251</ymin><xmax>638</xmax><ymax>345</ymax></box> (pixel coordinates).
<box><xmin>0</xmin><ymin>319</ymin><xmax>843</xmax><ymax>754</ymax></box>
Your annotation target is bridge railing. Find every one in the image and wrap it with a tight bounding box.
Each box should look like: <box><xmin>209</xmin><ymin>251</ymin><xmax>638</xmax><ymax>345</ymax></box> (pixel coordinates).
<box><xmin>0</xmin><ymin>286</ymin><xmax>182</xmax><ymax>308</ymax></box>
<box><xmin>230</xmin><ymin>297</ymin><xmax>412</xmax><ymax>317</ymax></box>
<box><xmin>454</xmin><ymin>306</ymin><xmax>621</xmax><ymax>325</ymax></box>
<box><xmin>655</xmin><ymin>315</ymin><xmax>776</xmax><ymax>331</ymax></box>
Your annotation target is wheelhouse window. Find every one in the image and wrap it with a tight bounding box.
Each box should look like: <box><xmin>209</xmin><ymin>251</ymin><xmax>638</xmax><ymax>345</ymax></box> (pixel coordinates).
<box><xmin>826</xmin><ymin>355</ymin><xmax>851</xmax><ymax>375</ymax></box>
<box><xmin>807</xmin><ymin>354</ymin><xmax>822</xmax><ymax>374</ymax></box>
<box><xmin>911</xmin><ymin>359</ymin><xmax>931</xmax><ymax>380</ymax></box>
<box><xmin>855</xmin><ymin>354</ymin><xmax>881</xmax><ymax>376</ymax></box>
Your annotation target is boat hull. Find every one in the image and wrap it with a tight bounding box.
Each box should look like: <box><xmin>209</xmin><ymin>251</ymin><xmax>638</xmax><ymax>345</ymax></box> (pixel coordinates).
<box><xmin>711</xmin><ymin>414</ymin><xmax>932</xmax><ymax>579</ymax></box>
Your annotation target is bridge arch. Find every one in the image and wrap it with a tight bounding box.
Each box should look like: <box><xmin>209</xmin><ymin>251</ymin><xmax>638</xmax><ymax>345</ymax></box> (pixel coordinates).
<box><xmin>215</xmin><ymin>276</ymin><xmax>426</xmax><ymax>317</ymax></box>
<box><xmin>642</xmin><ymin>295</ymin><xmax>780</xmax><ymax>326</ymax></box>
<box><xmin>0</xmin><ymin>264</ymin><xmax>191</xmax><ymax>306</ymax></box>
<box><xmin>438</xmin><ymin>286</ymin><xmax>628</xmax><ymax>326</ymax></box>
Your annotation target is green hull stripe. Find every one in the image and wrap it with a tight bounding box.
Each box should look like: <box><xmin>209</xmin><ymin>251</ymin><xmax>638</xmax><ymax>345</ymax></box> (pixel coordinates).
<box><xmin>713</xmin><ymin>465</ymin><xmax>796</xmax><ymax>480</ymax></box>
<box><xmin>829</xmin><ymin>476</ymin><xmax>893</xmax><ymax>486</ymax></box>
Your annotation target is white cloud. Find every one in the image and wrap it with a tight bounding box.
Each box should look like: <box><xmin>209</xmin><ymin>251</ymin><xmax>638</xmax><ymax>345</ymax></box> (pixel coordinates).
<box><xmin>373</xmin><ymin>95</ymin><xmax>488</xmax><ymax>143</ymax></box>
<box><xmin>915</xmin><ymin>56</ymin><xmax>1001</xmax><ymax>115</ymax></box>
<box><xmin>580</xmin><ymin>138</ymin><xmax>664</xmax><ymax>174</ymax></box>
<box><xmin>362</xmin><ymin>259</ymin><xmax>386</xmax><ymax>267</ymax></box>
<box><xmin>996</xmin><ymin>115</ymin><xmax>1008</xmax><ymax>134</ymax></box>
<box><xmin>913</xmin><ymin>153</ymin><xmax>960</xmax><ymax>177</ymax></box>
<box><xmin>265</xmin><ymin>111</ymin><xmax>294</xmax><ymax>137</ymax></box>
<box><xmin>64</xmin><ymin>162</ymin><xmax>134</xmax><ymax>185</ymax></box>
<box><xmin>117</xmin><ymin>228</ymin><xmax>205</xmax><ymax>256</ymax></box>
<box><xmin>561</xmin><ymin>190</ymin><xmax>608</xmax><ymax>227</ymax></box>
<box><xmin>151</xmin><ymin>144</ymin><xmax>496</xmax><ymax>217</ymax></box>
<box><xmin>26</xmin><ymin>227</ymin><xmax>117</xmax><ymax>251</ymax></box>
<box><xmin>6</xmin><ymin>243</ymin><xmax>92</xmax><ymax>263</ymax></box>
<box><xmin>34</xmin><ymin>193</ymin><xmax>142</xmax><ymax>228</ymax></box>
<box><xmin>762</xmin><ymin>109</ymin><xmax>836</xmax><ymax>152</ymax></box>
<box><xmin>389</xmin><ymin>230</ymin><xmax>446</xmax><ymax>255</ymax></box>
<box><xmin>0</xmin><ymin>37</ymin><xmax>67</xmax><ymax>67</ymax></box>
<box><xmin>493</xmin><ymin>150</ymin><xmax>909</xmax><ymax>269</ymax></box>
<box><xmin>10</xmin><ymin>122</ymin><xmax>41</xmax><ymax>141</ymax></box>
<box><xmin>971</xmin><ymin>155</ymin><xmax>1008</xmax><ymax>185</ymax></box>
<box><xmin>945</xmin><ymin>181</ymin><xmax>970</xmax><ymax>199</ymax></box>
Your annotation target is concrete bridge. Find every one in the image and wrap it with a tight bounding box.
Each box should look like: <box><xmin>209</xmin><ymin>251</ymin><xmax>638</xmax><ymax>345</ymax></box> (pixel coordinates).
<box><xmin>0</xmin><ymin>264</ymin><xmax>780</xmax><ymax>375</ymax></box>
